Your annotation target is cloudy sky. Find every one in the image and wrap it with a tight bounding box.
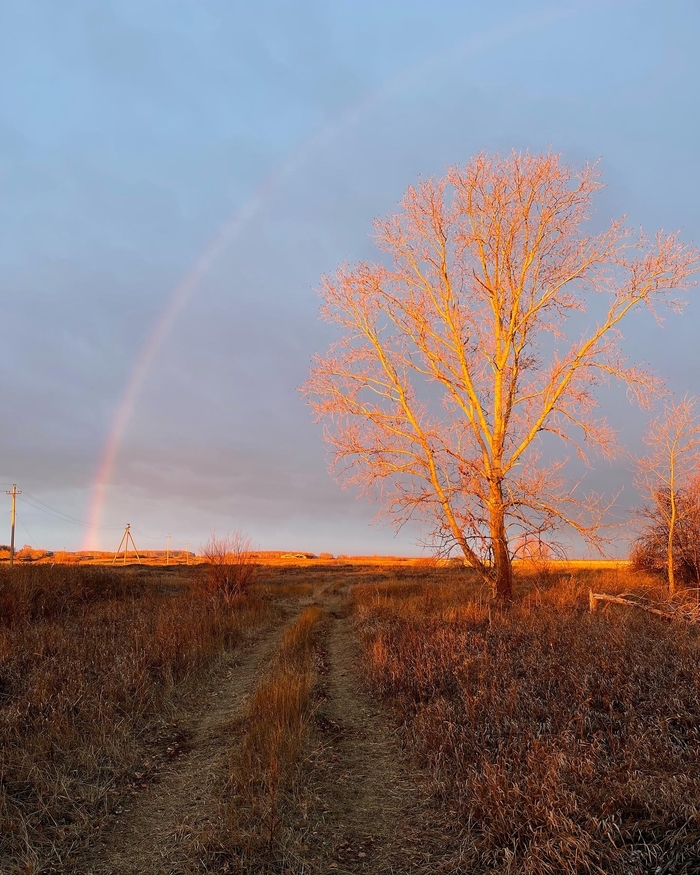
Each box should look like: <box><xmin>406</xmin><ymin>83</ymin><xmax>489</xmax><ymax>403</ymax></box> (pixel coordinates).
<box><xmin>2</xmin><ymin>0</ymin><xmax>699</xmax><ymax>556</ymax></box>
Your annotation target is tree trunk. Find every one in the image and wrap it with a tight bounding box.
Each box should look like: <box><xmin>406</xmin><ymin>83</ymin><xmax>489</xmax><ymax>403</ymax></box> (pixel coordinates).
<box><xmin>668</xmin><ymin>487</ymin><xmax>677</xmax><ymax>597</ymax></box>
<box><xmin>489</xmin><ymin>479</ymin><xmax>513</xmax><ymax>600</ymax></box>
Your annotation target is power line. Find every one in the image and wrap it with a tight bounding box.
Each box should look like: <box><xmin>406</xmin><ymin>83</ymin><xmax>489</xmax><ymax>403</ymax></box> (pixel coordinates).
<box><xmin>17</xmin><ymin>496</ymin><xmax>120</xmax><ymax>531</ymax></box>
<box><xmin>129</xmin><ymin>526</ymin><xmax>166</xmax><ymax>541</ymax></box>
<box><xmin>19</xmin><ymin>497</ymin><xmax>170</xmax><ymax>544</ymax></box>
<box><xmin>19</xmin><ymin>519</ymin><xmax>38</xmax><ymax>549</ymax></box>
<box><xmin>21</xmin><ymin>491</ymin><xmax>123</xmax><ymax>530</ymax></box>
<box><xmin>12</xmin><ymin>486</ymin><xmax>181</xmax><ymax>551</ymax></box>
<box><xmin>18</xmin><ymin>496</ymin><xmax>92</xmax><ymax>527</ymax></box>
<box><xmin>22</xmin><ymin>490</ymin><xmax>91</xmax><ymax>520</ymax></box>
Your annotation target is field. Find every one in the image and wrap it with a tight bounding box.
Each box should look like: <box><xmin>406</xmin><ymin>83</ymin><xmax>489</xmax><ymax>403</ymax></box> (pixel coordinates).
<box><xmin>1</xmin><ymin>560</ymin><xmax>699</xmax><ymax>874</ymax></box>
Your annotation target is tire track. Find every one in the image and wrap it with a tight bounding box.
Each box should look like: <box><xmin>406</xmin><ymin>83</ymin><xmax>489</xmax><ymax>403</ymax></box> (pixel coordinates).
<box><xmin>299</xmin><ymin>585</ymin><xmax>456</xmax><ymax>874</ymax></box>
<box><xmin>71</xmin><ymin>611</ymin><xmax>300</xmax><ymax>875</ymax></box>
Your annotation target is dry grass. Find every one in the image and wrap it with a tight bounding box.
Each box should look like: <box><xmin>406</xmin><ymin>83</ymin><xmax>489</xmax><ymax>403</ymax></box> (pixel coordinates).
<box><xmin>198</xmin><ymin>605</ymin><xmax>323</xmax><ymax>872</ymax></box>
<box><xmin>254</xmin><ymin>580</ymin><xmax>316</xmax><ymax>601</ymax></box>
<box><xmin>0</xmin><ymin>564</ymin><xmax>270</xmax><ymax>875</ymax></box>
<box><xmin>354</xmin><ymin>567</ymin><xmax>700</xmax><ymax>874</ymax></box>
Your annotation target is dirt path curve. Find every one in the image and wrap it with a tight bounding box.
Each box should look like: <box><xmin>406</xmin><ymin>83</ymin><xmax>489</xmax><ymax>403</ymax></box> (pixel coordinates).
<box><xmin>301</xmin><ymin>583</ymin><xmax>456</xmax><ymax>874</ymax></box>
<box><xmin>73</xmin><ymin>609</ymin><xmax>300</xmax><ymax>875</ymax></box>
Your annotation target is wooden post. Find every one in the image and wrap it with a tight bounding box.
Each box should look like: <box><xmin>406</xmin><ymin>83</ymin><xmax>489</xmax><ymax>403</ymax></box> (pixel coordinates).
<box><xmin>6</xmin><ymin>485</ymin><xmax>21</xmax><ymax>568</ymax></box>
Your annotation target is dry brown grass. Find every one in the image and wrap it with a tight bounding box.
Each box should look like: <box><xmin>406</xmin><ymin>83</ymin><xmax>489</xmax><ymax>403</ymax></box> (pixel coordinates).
<box><xmin>354</xmin><ymin>567</ymin><xmax>700</xmax><ymax>874</ymax></box>
<box><xmin>254</xmin><ymin>579</ymin><xmax>316</xmax><ymax>601</ymax></box>
<box><xmin>0</xmin><ymin>564</ymin><xmax>271</xmax><ymax>875</ymax></box>
<box><xmin>199</xmin><ymin>605</ymin><xmax>323</xmax><ymax>872</ymax></box>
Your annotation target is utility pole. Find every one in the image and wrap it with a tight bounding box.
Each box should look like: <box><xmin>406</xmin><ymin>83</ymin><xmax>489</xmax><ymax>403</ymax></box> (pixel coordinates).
<box><xmin>112</xmin><ymin>523</ymin><xmax>142</xmax><ymax>565</ymax></box>
<box><xmin>6</xmin><ymin>485</ymin><xmax>21</xmax><ymax>568</ymax></box>
<box><xmin>166</xmin><ymin>533</ymin><xmax>170</xmax><ymax>566</ymax></box>
<box><xmin>185</xmin><ymin>541</ymin><xmax>189</xmax><ymax>565</ymax></box>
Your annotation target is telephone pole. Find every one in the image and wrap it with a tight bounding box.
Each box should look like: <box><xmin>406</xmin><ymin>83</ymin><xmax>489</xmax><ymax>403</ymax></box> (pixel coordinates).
<box><xmin>112</xmin><ymin>523</ymin><xmax>142</xmax><ymax>565</ymax></box>
<box><xmin>6</xmin><ymin>485</ymin><xmax>21</xmax><ymax>568</ymax></box>
<box><xmin>166</xmin><ymin>533</ymin><xmax>170</xmax><ymax>566</ymax></box>
<box><xmin>185</xmin><ymin>541</ymin><xmax>189</xmax><ymax>565</ymax></box>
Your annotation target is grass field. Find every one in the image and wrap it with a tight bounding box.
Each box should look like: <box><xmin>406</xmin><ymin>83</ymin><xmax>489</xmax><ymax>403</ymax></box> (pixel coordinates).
<box><xmin>1</xmin><ymin>560</ymin><xmax>698</xmax><ymax>874</ymax></box>
<box><xmin>354</xmin><ymin>566</ymin><xmax>700</xmax><ymax>872</ymax></box>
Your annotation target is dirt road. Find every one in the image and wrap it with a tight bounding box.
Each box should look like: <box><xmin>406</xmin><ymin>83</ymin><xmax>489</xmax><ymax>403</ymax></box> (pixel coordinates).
<box><xmin>299</xmin><ymin>586</ymin><xmax>453</xmax><ymax>874</ymax></box>
<box><xmin>72</xmin><ymin>613</ymin><xmax>295</xmax><ymax>875</ymax></box>
<box><xmin>70</xmin><ymin>575</ymin><xmax>451</xmax><ymax>874</ymax></box>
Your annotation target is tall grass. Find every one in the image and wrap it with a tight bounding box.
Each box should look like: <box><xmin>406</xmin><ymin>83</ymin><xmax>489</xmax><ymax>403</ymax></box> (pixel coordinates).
<box><xmin>355</xmin><ymin>569</ymin><xmax>700</xmax><ymax>873</ymax></box>
<box><xmin>201</xmin><ymin>605</ymin><xmax>323</xmax><ymax>871</ymax></box>
<box><xmin>0</xmin><ymin>565</ymin><xmax>269</xmax><ymax>874</ymax></box>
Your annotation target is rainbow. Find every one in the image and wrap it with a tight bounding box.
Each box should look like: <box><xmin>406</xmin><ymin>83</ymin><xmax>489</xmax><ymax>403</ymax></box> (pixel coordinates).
<box><xmin>83</xmin><ymin>2</ymin><xmax>582</xmax><ymax>548</ymax></box>
<box><xmin>82</xmin><ymin>180</ymin><xmax>278</xmax><ymax>548</ymax></box>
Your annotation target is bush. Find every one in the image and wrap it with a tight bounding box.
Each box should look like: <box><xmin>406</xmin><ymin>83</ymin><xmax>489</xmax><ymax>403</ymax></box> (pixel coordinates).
<box><xmin>201</xmin><ymin>532</ymin><xmax>260</xmax><ymax>602</ymax></box>
<box><xmin>16</xmin><ymin>544</ymin><xmax>48</xmax><ymax>562</ymax></box>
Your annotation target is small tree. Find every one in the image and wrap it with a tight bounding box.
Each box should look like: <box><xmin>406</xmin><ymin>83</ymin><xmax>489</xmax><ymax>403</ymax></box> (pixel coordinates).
<box><xmin>631</xmin><ymin>482</ymin><xmax>700</xmax><ymax>586</ymax></box>
<box><xmin>305</xmin><ymin>151</ymin><xmax>699</xmax><ymax>599</ymax></box>
<box><xmin>635</xmin><ymin>397</ymin><xmax>700</xmax><ymax>594</ymax></box>
<box><xmin>201</xmin><ymin>532</ymin><xmax>259</xmax><ymax>603</ymax></box>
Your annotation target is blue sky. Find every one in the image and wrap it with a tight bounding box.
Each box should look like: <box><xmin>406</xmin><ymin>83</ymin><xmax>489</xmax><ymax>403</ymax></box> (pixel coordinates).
<box><xmin>2</xmin><ymin>0</ymin><xmax>699</xmax><ymax>555</ymax></box>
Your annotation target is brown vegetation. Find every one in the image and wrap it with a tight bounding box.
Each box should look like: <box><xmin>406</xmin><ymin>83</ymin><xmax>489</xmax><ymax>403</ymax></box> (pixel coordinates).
<box><xmin>201</xmin><ymin>532</ymin><xmax>260</xmax><ymax>602</ymax></box>
<box><xmin>200</xmin><ymin>605</ymin><xmax>323</xmax><ymax>871</ymax></box>
<box><xmin>0</xmin><ymin>564</ymin><xmax>269</xmax><ymax>874</ymax></box>
<box><xmin>4</xmin><ymin>560</ymin><xmax>700</xmax><ymax>874</ymax></box>
<box><xmin>354</xmin><ymin>567</ymin><xmax>700</xmax><ymax>873</ymax></box>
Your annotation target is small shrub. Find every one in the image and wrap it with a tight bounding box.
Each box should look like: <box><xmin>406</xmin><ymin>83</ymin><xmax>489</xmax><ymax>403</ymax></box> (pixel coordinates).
<box><xmin>201</xmin><ymin>532</ymin><xmax>260</xmax><ymax>602</ymax></box>
<box><xmin>16</xmin><ymin>544</ymin><xmax>47</xmax><ymax>562</ymax></box>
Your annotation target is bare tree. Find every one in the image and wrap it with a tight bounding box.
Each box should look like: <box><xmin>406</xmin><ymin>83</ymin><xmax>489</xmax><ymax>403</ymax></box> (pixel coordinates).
<box><xmin>631</xmin><ymin>479</ymin><xmax>700</xmax><ymax>588</ymax></box>
<box><xmin>635</xmin><ymin>397</ymin><xmax>700</xmax><ymax>594</ymax></box>
<box><xmin>304</xmin><ymin>151</ymin><xmax>699</xmax><ymax>599</ymax></box>
<box><xmin>201</xmin><ymin>532</ymin><xmax>259</xmax><ymax>602</ymax></box>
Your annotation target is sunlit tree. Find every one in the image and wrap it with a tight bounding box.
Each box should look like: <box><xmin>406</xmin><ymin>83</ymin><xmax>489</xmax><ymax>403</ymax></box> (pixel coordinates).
<box><xmin>634</xmin><ymin>396</ymin><xmax>700</xmax><ymax>594</ymax></box>
<box><xmin>304</xmin><ymin>152</ymin><xmax>699</xmax><ymax>599</ymax></box>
